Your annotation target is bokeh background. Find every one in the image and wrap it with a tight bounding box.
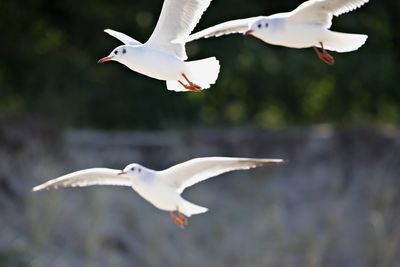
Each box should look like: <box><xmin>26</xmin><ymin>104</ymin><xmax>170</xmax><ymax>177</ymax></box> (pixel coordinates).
<box><xmin>1</xmin><ymin>0</ymin><xmax>399</xmax><ymax>266</ymax></box>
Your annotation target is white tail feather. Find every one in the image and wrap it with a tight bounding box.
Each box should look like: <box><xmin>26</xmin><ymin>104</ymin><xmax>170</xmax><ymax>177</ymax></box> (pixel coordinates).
<box><xmin>166</xmin><ymin>80</ymin><xmax>189</xmax><ymax>92</ymax></box>
<box><xmin>186</xmin><ymin>57</ymin><xmax>220</xmax><ymax>89</ymax></box>
<box><xmin>323</xmin><ymin>31</ymin><xmax>368</xmax><ymax>53</ymax></box>
<box><xmin>180</xmin><ymin>199</ymin><xmax>208</xmax><ymax>217</ymax></box>
<box><xmin>166</xmin><ymin>57</ymin><xmax>220</xmax><ymax>92</ymax></box>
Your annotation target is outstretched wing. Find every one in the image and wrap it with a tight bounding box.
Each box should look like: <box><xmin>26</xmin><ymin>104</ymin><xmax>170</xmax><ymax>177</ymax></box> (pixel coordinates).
<box><xmin>32</xmin><ymin>168</ymin><xmax>131</xmax><ymax>192</ymax></box>
<box><xmin>145</xmin><ymin>0</ymin><xmax>212</xmax><ymax>60</ymax></box>
<box><xmin>289</xmin><ymin>0</ymin><xmax>369</xmax><ymax>28</ymax></box>
<box><xmin>159</xmin><ymin>157</ymin><xmax>285</xmax><ymax>193</ymax></box>
<box><xmin>104</xmin><ymin>29</ymin><xmax>142</xmax><ymax>46</ymax></box>
<box><xmin>176</xmin><ymin>17</ymin><xmax>262</xmax><ymax>43</ymax></box>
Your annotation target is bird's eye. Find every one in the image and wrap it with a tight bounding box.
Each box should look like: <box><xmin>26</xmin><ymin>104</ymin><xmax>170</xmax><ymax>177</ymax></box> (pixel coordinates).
<box><xmin>265</xmin><ymin>23</ymin><xmax>269</xmax><ymax>28</ymax></box>
<box><xmin>114</xmin><ymin>51</ymin><xmax>118</xmax><ymax>55</ymax></box>
<box><xmin>257</xmin><ymin>23</ymin><xmax>262</xmax><ymax>28</ymax></box>
<box><xmin>122</xmin><ymin>48</ymin><xmax>126</xmax><ymax>54</ymax></box>
<box><xmin>131</xmin><ymin>167</ymin><xmax>135</xmax><ymax>171</ymax></box>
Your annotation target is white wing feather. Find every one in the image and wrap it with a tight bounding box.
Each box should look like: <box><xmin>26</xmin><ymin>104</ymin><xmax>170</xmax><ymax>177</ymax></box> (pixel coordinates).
<box><xmin>32</xmin><ymin>168</ymin><xmax>131</xmax><ymax>192</ymax></box>
<box><xmin>178</xmin><ymin>17</ymin><xmax>262</xmax><ymax>43</ymax></box>
<box><xmin>289</xmin><ymin>0</ymin><xmax>369</xmax><ymax>28</ymax></box>
<box><xmin>145</xmin><ymin>0</ymin><xmax>212</xmax><ymax>60</ymax></box>
<box><xmin>159</xmin><ymin>157</ymin><xmax>285</xmax><ymax>193</ymax></box>
<box><xmin>104</xmin><ymin>29</ymin><xmax>142</xmax><ymax>46</ymax></box>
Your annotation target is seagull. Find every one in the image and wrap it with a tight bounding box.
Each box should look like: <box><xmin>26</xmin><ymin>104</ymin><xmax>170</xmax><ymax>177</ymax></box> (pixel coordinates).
<box><xmin>177</xmin><ymin>0</ymin><xmax>369</xmax><ymax>65</ymax></box>
<box><xmin>32</xmin><ymin>157</ymin><xmax>285</xmax><ymax>228</ymax></box>
<box><xmin>97</xmin><ymin>0</ymin><xmax>220</xmax><ymax>92</ymax></box>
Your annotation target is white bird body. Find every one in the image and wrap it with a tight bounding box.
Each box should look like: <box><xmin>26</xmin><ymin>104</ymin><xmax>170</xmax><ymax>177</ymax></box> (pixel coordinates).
<box><xmin>179</xmin><ymin>0</ymin><xmax>370</xmax><ymax>64</ymax></box>
<box><xmin>249</xmin><ymin>18</ymin><xmax>363</xmax><ymax>52</ymax></box>
<box><xmin>98</xmin><ymin>0</ymin><xmax>220</xmax><ymax>92</ymax></box>
<box><xmin>247</xmin><ymin>18</ymin><xmax>326</xmax><ymax>49</ymax></box>
<box><xmin>120</xmin><ymin>45</ymin><xmax>184</xmax><ymax>81</ymax></box>
<box><xmin>33</xmin><ymin>157</ymin><xmax>286</xmax><ymax>226</ymax></box>
<box><xmin>127</xmin><ymin>170</ymin><xmax>182</xmax><ymax>212</ymax></box>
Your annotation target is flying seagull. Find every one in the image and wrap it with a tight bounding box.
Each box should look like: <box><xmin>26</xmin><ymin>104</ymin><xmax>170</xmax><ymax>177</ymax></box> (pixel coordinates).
<box><xmin>98</xmin><ymin>0</ymin><xmax>220</xmax><ymax>92</ymax></box>
<box><xmin>177</xmin><ymin>0</ymin><xmax>369</xmax><ymax>65</ymax></box>
<box><xmin>32</xmin><ymin>157</ymin><xmax>285</xmax><ymax>228</ymax></box>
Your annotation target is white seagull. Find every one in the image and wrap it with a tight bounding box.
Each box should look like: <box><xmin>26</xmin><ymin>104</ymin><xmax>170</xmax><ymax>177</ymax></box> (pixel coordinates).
<box><xmin>32</xmin><ymin>157</ymin><xmax>285</xmax><ymax>228</ymax></box>
<box><xmin>97</xmin><ymin>0</ymin><xmax>220</xmax><ymax>92</ymax></box>
<box><xmin>178</xmin><ymin>0</ymin><xmax>369</xmax><ymax>65</ymax></box>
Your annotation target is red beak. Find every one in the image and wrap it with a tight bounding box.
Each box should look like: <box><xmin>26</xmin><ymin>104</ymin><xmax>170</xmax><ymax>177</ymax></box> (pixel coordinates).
<box><xmin>244</xmin><ymin>30</ymin><xmax>253</xmax><ymax>36</ymax></box>
<box><xmin>118</xmin><ymin>171</ymin><xmax>127</xmax><ymax>175</ymax></box>
<box><xmin>97</xmin><ymin>56</ymin><xmax>112</xmax><ymax>64</ymax></box>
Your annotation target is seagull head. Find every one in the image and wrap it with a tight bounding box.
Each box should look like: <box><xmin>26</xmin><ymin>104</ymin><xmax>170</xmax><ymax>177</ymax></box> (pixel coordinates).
<box><xmin>245</xmin><ymin>18</ymin><xmax>272</xmax><ymax>36</ymax></box>
<box><xmin>98</xmin><ymin>45</ymin><xmax>129</xmax><ymax>64</ymax></box>
<box><xmin>118</xmin><ymin>163</ymin><xmax>146</xmax><ymax>176</ymax></box>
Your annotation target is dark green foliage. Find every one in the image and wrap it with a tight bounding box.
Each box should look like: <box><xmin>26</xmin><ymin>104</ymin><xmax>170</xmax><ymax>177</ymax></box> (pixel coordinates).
<box><xmin>0</xmin><ymin>0</ymin><xmax>398</xmax><ymax>129</ymax></box>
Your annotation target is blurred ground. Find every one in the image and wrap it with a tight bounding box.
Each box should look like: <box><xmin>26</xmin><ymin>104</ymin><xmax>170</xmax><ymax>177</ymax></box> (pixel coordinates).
<box><xmin>1</xmin><ymin>119</ymin><xmax>399</xmax><ymax>267</ymax></box>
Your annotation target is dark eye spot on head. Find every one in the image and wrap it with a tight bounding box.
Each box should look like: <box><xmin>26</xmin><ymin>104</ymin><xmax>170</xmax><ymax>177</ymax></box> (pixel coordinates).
<box><xmin>122</xmin><ymin>48</ymin><xmax>126</xmax><ymax>54</ymax></box>
<box><xmin>265</xmin><ymin>23</ymin><xmax>269</xmax><ymax>28</ymax></box>
<box><xmin>114</xmin><ymin>50</ymin><xmax>118</xmax><ymax>55</ymax></box>
<box><xmin>131</xmin><ymin>167</ymin><xmax>135</xmax><ymax>171</ymax></box>
<box><xmin>257</xmin><ymin>23</ymin><xmax>262</xmax><ymax>28</ymax></box>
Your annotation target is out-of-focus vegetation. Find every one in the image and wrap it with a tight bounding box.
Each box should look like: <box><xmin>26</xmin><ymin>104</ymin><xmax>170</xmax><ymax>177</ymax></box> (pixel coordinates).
<box><xmin>0</xmin><ymin>0</ymin><xmax>398</xmax><ymax>129</ymax></box>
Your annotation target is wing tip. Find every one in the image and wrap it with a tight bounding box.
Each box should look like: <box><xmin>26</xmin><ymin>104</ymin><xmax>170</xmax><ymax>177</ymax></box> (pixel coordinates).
<box><xmin>265</xmin><ymin>158</ymin><xmax>288</xmax><ymax>164</ymax></box>
<box><xmin>32</xmin><ymin>183</ymin><xmax>54</xmax><ymax>192</ymax></box>
<box><xmin>254</xmin><ymin>158</ymin><xmax>288</xmax><ymax>166</ymax></box>
<box><xmin>333</xmin><ymin>0</ymin><xmax>370</xmax><ymax>16</ymax></box>
<box><xmin>32</xmin><ymin>185</ymin><xmax>42</xmax><ymax>192</ymax></box>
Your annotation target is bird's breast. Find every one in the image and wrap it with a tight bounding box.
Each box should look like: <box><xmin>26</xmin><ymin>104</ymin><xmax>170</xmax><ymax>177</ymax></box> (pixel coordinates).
<box><xmin>122</xmin><ymin>47</ymin><xmax>184</xmax><ymax>81</ymax></box>
<box><xmin>131</xmin><ymin>179</ymin><xmax>179</xmax><ymax>211</ymax></box>
<box><xmin>255</xmin><ymin>23</ymin><xmax>325</xmax><ymax>49</ymax></box>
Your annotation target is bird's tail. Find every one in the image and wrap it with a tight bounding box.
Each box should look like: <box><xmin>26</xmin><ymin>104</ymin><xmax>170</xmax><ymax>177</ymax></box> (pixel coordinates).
<box><xmin>166</xmin><ymin>57</ymin><xmax>220</xmax><ymax>92</ymax></box>
<box><xmin>180</xmin><ymin>199</ymin><xmax>208</xmax><ymax>217</ymax></box>
<box><xmin>323</xmin><ymin>31</ymin><xmax>368</xmax><ymax>53</ymax></box>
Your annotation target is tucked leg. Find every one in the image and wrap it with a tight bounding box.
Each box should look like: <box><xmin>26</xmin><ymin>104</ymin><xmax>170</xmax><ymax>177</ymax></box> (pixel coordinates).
<box><xmin>178</xmin><ymin>73</ymin><xmax>202</xmax><ymax>92</ymax></box>
<box><xmin>169</xmin><ymin>211</ymin><xmax>185</xmax><ymax>228</ymax></box>
<box><xmin>313</xmin><ymin>42</ymin><xmax>335</xmax><ymax>65</ymax></box>
<box><xmin>177</xmin><ymin>210</ymin><xmax>188</xmax><ymax>226</ymax></box>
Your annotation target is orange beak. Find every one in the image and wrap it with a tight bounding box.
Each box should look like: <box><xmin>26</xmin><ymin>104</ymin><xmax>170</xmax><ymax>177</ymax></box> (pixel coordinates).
<box><xmin>244</xmin><ymin>30</ymin><xmax>253</xmax><ymax>36</ymax></box>
<box><xmin>117</xmin><ymin>171</ymin><xmax>127</xmax><ymax>175</ymax></box>
<box><xmin>97</xmin><ymin>56</ymin><xmax>112</xmax><ymax>64</ymax></box>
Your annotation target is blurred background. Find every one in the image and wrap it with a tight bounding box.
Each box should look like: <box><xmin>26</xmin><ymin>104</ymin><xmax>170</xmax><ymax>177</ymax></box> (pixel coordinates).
<box><xmin>0</xmin><ymin>0</ymin><xmax>399</xmax><ymax>266</ymax></box>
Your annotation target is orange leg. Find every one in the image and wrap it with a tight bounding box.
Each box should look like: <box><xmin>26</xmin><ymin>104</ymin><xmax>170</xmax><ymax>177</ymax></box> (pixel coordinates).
<box><xmin>178</xmin><ymin>73</ymin><xmax>202</xmax><ymax>92</ymax></box>
<box><xmin>177</xmin><ymin>210</ymin><xmax>188</xmax><ymax>226</ymax></box>
<box><xmin>169</xmin><ymin>211</ymin><xmax>185</xmax><ymax>229</ymax></box>
<box><xmin>313</xmin><ymin>42</ymin><xmax>335</xmax><ymax>65</ymax></box>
